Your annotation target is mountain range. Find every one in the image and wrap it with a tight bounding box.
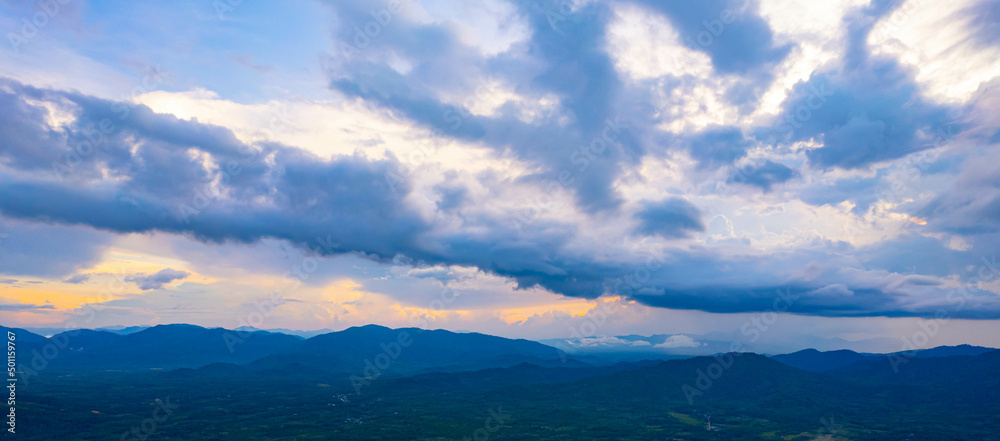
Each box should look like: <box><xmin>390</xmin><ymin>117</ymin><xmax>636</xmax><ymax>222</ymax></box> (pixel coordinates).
<box><xmin>6</xmin><ymin>323</ymin><xmax>995</xmax><ymax>376</ymax></box>
<box><xmin>3</xmin><ymin>324</ymin><xmax>567</xmax><ymax>376</ymax></box>
<box><xmin>6</xmin><ymin>323</ymin><xmax>999</xmax><ymax>440</ymax></box>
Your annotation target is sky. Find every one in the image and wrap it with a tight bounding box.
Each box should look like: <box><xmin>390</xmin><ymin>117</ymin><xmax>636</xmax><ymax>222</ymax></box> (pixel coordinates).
<box><xmin>1</xmin><ymin>0</ymin><xmax>999</xmax><ymax>353</ymax></box>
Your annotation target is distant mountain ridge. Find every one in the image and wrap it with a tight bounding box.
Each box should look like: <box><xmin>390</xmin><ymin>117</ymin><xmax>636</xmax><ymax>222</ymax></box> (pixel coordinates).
<box><xmin>248</xmin><ymin>324</ymin><xmax>567</xmax><ymax>376</ymax></box>
<box><xmin>537</xmin><ymin>331</ymin><xmax>951</xmax><ymax>356</ymax></box>
<box><xmin>45</xmin><ymin>324</ymin><xmax>303</xmax><ymax>370</ymax></box>
<box><xmin>5</xmin><ymin>322</ymin><xmax>996</xmax><ymax>382</ymax></box>
<box><xmin>5</xmin><ymin>323</ymin><xmax>567</xmax><ymax>376</ymax></box>
<box><xmin>770</xmin><ymin>345</ymin><xmax>997</xmax><ymax>372</ymax></box>
<box><xmin>234</xmin><ymin>325</ymin><xmax>335</xmax><ymax>338</ymax></box>
<box><xmin>771</xmin><ymin>348</ymin><xmax>868</xmax><ymax>372</ymax></box>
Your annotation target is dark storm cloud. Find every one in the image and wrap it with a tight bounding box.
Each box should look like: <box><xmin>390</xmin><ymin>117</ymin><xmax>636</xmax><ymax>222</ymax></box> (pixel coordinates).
<box><xmin>773</xmin><ymin>59</ymin><xmax>955</xmax><ymax>169</ymax></box>
<box><xmin>0</xmin><ymin>79</ymin><xmax>629</xmax><ymax>303</ymax></box>
<box><xmin>0</xmin><ymin>87</ymin><xmax>65</xmax><ymax>171</ymax></box>
<box><xmin>0</xmin><ymin>79</ymin><xmax>429</xmax><ymax>262</ymax></box>
<box><xmin>617</xmin><ymin>247</ymin><xmax>1000</xmax><ymax>319</ymax></box>
<box><xmin>631</xmin><ymin>284</ymin><xmax>1000</xmax><ymax>319</ymax></box>
<box><xmin>687</xmin><ymin>126</ymin><xmax>754</xmax><ymax>168</ymax></box>
<box><xmin>727</xmin><ymin>160</ymin><xmax>797</xmax><ymax>191</ymax></box>
<box><xmin>634</xmin><ymin>198</ymin><xmax>705</xmax><ymax>238</ymax></box>
<box><xmin>858</xmin><ymin>235</ymin><xmax>969</xmax><ymax>278</ymax></box>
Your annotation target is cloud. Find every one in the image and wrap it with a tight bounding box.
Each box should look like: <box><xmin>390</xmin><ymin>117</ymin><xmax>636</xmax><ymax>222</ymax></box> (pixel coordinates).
<box><xmin>0</xmin><ymin>78</ymin><xmax>615</xmax><ymax>301</ymax></box>
<box><xmin>0</xmin><ymin>218</ymin><xmax>110</xmax><ymax>278</ymax></box>
<box><xmin>778</xmin><ymin>61</ymin><xmax>953</xmax><ymax>169</ymax></box>
<box><xmin>570</xmin><ymin>336</ymin><xmax>652</xmax><ymax>348</ymax></box>
<box><xmin>0</xmin><ymin>79</ymin><xmax>428</xmax><ymax>260</ymax></box>
<box><xmin>910</xmin><ymin>85</ymin><xmax>1000</xmax><ymax>237</ymax></box>
<box><xmin>632</xmin><ymin>0</ymin><xmax>791</xmax><ymax>75</ymax></box>
<box><xmin>799</xmin><ymin>176</ymin><xmax>880</xmax><ymax>214</ymax></box>
<box><xmin>805</xmin><ymin>284</ymin><xmax>854</xmax><ymax>298</ymax></box>
<box><xmin>728</xmin><ymin>160</ymin><xmax>797</xmax><ymax>191</ymax></box>
<box><xmin>767</xmin><ymin>1</ymin><xmax>956</xmax><ymax>170</ymax></box>
<box><xmin>0</xmin><ymin>303</ymin><xmax>55</xmax><ymax>312</ymax></box>
<box><xmin>2</xmin><ymin>77</ymin><xmax>999</xmax><ymax>318</ymax></box>
<box><xmin>859</xmin><ymin>235</ymin><xmax>969</xmax><ymax>277</ymax></box>
<box><xmin>2</xmin><ymin>0</ymin><xmax>1000</xmax><ymax>327</ymax></box>
<box><xmin>403</xmin><ymin>265</ymin><xmax>479</xmax><ymax>284</ymax></box>
<box><xmin>687</xmin><ymin>126</ymin><xmax>754</xmax><ymax>168</ymax></box>
<box><xmin>653</xmin><ymin>334</ymin><xmax>701</xmax><ymax>349</ymax></box>
<box><xmin>322</xmin><ymin>0</ymin><xmax>642</xmax><ymax>213</ymax></box>
<box><xmin>62</xmin><ymin>274</ymin><xmax>90</xmax><ymax>284</ymax></box>
<box><xmin>634</xmin><ymin>198</ymin><xmax>705</xmax><ymax>238</ymax></box>
<box><xmin>961</xmin><ymin>0</ymin><xmax>1000</xmax><ymax>48</ymax></box>
<box><xmin>125</xmin><ymin>269</ymin><xmax>190</xmax><ymax>290</ymax></box>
